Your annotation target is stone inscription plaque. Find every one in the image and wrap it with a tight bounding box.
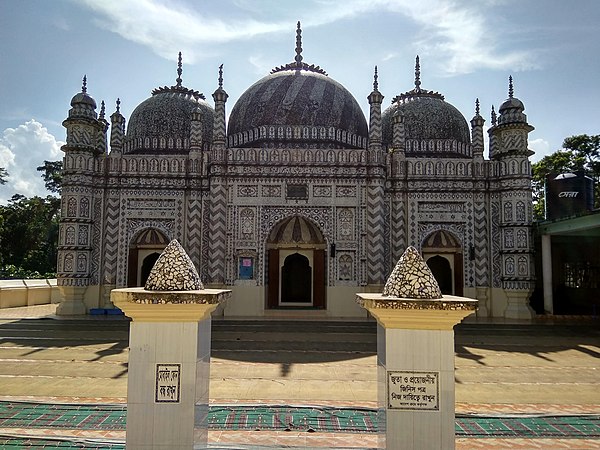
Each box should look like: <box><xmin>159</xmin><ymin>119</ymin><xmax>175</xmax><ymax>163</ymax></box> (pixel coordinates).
<box><xmin>387</xmin><ymin>371</ymin><xmax>439</xmax><ymax>410</ymax></box>
<box><xmin>155</xmin><ymin>364</ymin><xmax>181</xmax><ymax>403</ymax></box>
<box><xmin>286</xmin><ymin>184</ymin><xmax>308</xmax><ymax>199</ymax></box>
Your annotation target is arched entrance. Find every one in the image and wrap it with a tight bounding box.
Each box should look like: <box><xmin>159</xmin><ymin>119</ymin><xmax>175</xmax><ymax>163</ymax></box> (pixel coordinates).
<box><xmin>266</xmin><ymin>215</ymin><xmax>326</xmax><ymax>309</ymax></box>
<box><xmin>426</xmin><ymin>255</ymin><xmax>452</xmax><ymax>295</ymax></box>
<box><xmin>423</xmin><ymin>230</ymin><xmax>464</xmax><ymax>296</ymax></box>
<box><xmin>127</xmin><ymin>228</ymin><xmax>169</xmax><ymax>287</ymax></box>
<box><xmin>282</xmin><ymin>253</ymin><xmax>312</xmax><ymax>303</ymax></box>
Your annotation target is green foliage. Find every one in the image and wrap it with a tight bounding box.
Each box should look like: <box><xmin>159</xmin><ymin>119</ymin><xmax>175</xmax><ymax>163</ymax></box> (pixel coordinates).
<box><xmin>37</xmin><ymin>160</ymin><xmax>63</xmax><ymax>194</ymax></box>
<box><xmin>532</xmin><ymin>134</ymin><xmax>600</xmax><ymax>220</ymax></box>
<box><xmin>0</xmin><ymin>194</ymin><xmax>60</xmax><ymax>279</ymax></box>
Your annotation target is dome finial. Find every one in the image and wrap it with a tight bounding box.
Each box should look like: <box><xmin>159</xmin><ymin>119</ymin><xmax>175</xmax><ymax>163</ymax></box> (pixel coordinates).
<box><xmin>373</xmin><ymin>66</ymin><xmax>379</xmax><ymax>91</ymax></box>
<box><xmin>218</xmin><ymin>64</ymin><xmax>224</xmax><ymax>89</ymax></box>
<box><xmin>100</xmin><ymin>100</ymin><xmax>106</xmax><ymax>119</ymax></box>
<box><xmin>82</xmin><ymin>75</ymin><xmax>87</xmax><ymax>94</ymax></box>
<box><xmin>295</xmin><ymin>21</ymin><xmax>303</xmax><ymax>68</ymax></box>
<box><xmin>475</xmin><ymin>98</ymin><xmax>480</xmax><ymax>116</ymax></box>
<box><xmin>414</xmin><ymin>56</ymin><xmax>421</xmax><ymax>91</ymax></box>
<box><xmin>508</xmin><ymin>75</ymin><xmax>514</xmax><ymax>99</ymax></box>
<box><xmin>176</xmin><ymin>52</ymin><xmax>183</xmax><ymax>87</ymax></box>
<box><xmin>491</xmin><ymin>105</ymin><xmax>497</xmax><ymax>125</ymax></box>
<box><xmin>116</xmin><ymin>98</ymin><xmax>121</xmax><ymax>113</ymax></box>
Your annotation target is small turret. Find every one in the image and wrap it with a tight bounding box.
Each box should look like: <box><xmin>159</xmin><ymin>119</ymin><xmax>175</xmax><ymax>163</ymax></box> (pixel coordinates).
<box><xmin>497</xmin><ymin>76</ymin><xmax>528</xmax><ymax>125</ymax></box>
<box><xmin>212</xmin><ymin>64</ymin><xmax>228</xmax><ymax>149</ymax></box>
<box><xmin>368</xmin><ymin>66</ymin><xmax>384</xmax><ymax>151</ymax></box>
<box><xmin>488</xmin><ymin>76</ymin><xmax>534</xmax><ymax>160</ymax></box>
<box><xmin>110</xmin><ymin>98</ymin><xmax>126</xmax><ymax>153</ymax></box>
<box><xmin>470</xmin><ymin>98</ymin><xmax>485</xmax><ymax>160</ymax></box>
<box><xmin>68</xmin><ymin>76</ymin><xmax>97</xmax><ymax>120</ymax></box>
<box><xmin>98</xmin><ymin>101</ymin><xmax>109</xmax><ymax>154</ymax></box>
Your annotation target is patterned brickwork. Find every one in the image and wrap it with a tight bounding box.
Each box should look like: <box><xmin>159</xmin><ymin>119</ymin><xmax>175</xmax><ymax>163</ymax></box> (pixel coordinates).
<box><xmin>390</xmin><ymin>193</ymin><xmax>406</xmax><ymax>266</ymax></box>
<box><xmin>102</xmin><ymin>195</ymin><xmax>121</xmax><ymax>285</ymax></box>
<box><xmin>208</xmin><ymin>182</ymin><xmax>228</xmax><ymax>284</ymax></box>
<box><xmin>490</xmin><ymin>198</ymin><xmax>502</xmax><ymax>288</ymax></box>
<box><xmin>366</xmin><ymin>182</ymin><xmax>386</xmax><ymax>285</ymax></box>
<box><xmin>473</xmin><ymin>194</ymin><xmax>489</xmax><ymax>286</ymax></box>
<box><xmin>89</xmin><ymin>195</ymin><xmax>103</xmax><ymax>285</ymax></box>
<box><xmin>186</xmin><ymin>193</ymin><xmax>203</xmax><ymax>270</ymax></box>
<box><xmin>212</xmin><ymin>93</ymin><xmax>227</xmax><ymax>147</ymax></box>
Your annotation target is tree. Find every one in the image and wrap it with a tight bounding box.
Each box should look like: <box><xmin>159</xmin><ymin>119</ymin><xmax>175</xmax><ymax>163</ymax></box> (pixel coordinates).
<box><xmin>0</xmin><ymin>167</ymin><xmax>8</xmax><ymax>185</ymax></box>
<box><xmin>0</xmin><ymin>159</ymin><xmax>64</xmax><ymax>278</ymax></box>
<box><xmin>37</xmin><ymin>160</ymin><xmax>63</xmax><ymax>194</ymax></box>
<box><xmin>0</xmin><ymin>195</ymin><xmax>60</xmax><ymax>278</ymax></box>
<box><xmin>532</xmin><ymin>134</ymin><xmax>600</xmax><ymax>220</ymax></box>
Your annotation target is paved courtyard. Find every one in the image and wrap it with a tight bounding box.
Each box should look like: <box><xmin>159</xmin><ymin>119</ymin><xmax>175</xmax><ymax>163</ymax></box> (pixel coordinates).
<box><xmin>0</xmin><ymin>304</ymin><xmax>598</xmax><ymax>448</ymax></box>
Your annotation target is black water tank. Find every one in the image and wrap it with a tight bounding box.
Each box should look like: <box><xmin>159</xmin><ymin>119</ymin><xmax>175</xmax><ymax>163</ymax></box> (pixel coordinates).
<box><xmin>545</xmin><ymin>171</ymin><xmax>594</xmax><ymax>219</ymax></box>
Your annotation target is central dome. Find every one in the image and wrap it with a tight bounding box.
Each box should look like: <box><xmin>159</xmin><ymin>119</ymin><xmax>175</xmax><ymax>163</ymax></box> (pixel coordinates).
<box><xmin>227</xmin><ymin>23</ymin><xmax>368</xmax><ymax>149</ymax></box>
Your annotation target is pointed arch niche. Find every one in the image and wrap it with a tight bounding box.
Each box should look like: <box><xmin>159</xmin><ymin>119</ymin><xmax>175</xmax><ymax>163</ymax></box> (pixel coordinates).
<box><xmin>266</xmin><ymin>215</ymin><xmax>327</xmax><ymax>309</ymax></box>
<box><xmin>422</xmin><ymin>229</ymin><xmax>464</xmax><ymax>296</ymax></box>
<box><xmin>127</xmin><ymin>228</ymin><xmax>169</xmax><ymax>287</ymax></box>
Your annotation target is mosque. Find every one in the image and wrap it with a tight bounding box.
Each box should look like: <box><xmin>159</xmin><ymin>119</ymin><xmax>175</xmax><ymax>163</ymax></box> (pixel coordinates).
<box><xmin>56</xmin><ymin>23</ymin><xmax>536</xmax><ymax>319</ymax></box>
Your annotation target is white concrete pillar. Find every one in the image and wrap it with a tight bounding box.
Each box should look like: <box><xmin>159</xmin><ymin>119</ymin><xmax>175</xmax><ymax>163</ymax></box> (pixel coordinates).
<box><xmin>541</xmin><ymin>234</ymin><xmax>554</xmax><ymax>314</ymax></box>
<box><xmin>112</xmin><ymin>288</ymin><xmax>229</xmax><ymax>450</ymax></box>
<box><xmin>357</xmin><ymin>294</ymin><xmax>477</xmax><ymax>450</ymax></box>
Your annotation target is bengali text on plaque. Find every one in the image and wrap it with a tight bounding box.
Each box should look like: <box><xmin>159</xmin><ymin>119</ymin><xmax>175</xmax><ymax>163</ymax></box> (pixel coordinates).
<box><xmin>155</xmin><ymin>363</ymin><xmax>181</xmax><ymax>403</ymax></box>
<box><xmin>387</xmin><ymin>371</ymin><xmax>439</xmax><ymax>410</ymax></box>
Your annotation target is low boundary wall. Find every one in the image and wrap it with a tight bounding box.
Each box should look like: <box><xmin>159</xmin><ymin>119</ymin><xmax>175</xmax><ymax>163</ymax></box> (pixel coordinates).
<box><xmin>0</xmin><ymin>279</ymin><xmax>60</xmax><ymax>309</ymax></box>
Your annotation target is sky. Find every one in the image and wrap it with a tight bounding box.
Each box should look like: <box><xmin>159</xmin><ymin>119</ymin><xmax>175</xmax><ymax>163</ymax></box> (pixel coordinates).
<box><xmin>0</xmin><ymin>0</ymin><xmax>599</xmax><ymax>202</ymax></box>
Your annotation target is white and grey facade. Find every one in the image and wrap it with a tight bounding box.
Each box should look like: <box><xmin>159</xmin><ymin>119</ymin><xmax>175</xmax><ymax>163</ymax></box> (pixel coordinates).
<box><xmin>56</xmin><ymin>27</ymin><xmax>536</xmax><ymax>319</ymax></box>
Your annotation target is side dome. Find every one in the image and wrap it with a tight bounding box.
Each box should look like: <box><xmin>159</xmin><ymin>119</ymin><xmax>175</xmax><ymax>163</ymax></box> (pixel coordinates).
<box><xmin>497</xmin><ymin>76</ymin><xmax>528</xmax><ymax>126</ymax></box>
<box><xmin>382</xmin><ymin>58</ymin><xmax>471</xmax><ymax>158</ymax></box>
<box><xmin>227</xmin><ymin>23</ymin><xmax>368</xmax><ymax>149</ymax></box>
<box><xmin>123</xmin><ymin>58</ymin><xmax>215</xmax><ymax>154</ymax></box>
<box><xmin>68</xmin><ymin>76</ymin><xmax>97</xmax><ymax>120</ymax></box>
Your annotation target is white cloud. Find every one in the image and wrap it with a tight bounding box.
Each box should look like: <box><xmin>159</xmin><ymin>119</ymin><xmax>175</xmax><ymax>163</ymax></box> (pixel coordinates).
<box><xmin>339</xmin><ymin>0</ymin><xmax>536</xmax><ymax>74</ymax></box>
<box><xmin>74</xmin><ymin>0</ymin><xmax>536</xmax><ymax>75</ymax></box>
<box><xmin>529</xmin><ymin>138</ymin><xmax>552</xmax><ymax>162</ymax></box>
<box><xmin>0</xmin><ymin>120</ymin><xmax>64</xmax><ymax>202</ymax></box>
<box><xmin>76</xmin><ymin>0</ymin><xmax>293</xmax><ymax>63</ymax></box>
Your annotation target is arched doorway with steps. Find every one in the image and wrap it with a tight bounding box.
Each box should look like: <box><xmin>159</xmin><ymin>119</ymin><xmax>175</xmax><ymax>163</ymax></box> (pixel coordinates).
<box><xmin>422</xmin><ymin>229</ymin><xmax>464</xmax><ymax>296</ymax></box>
<box><xmin>127</xmin><ymin>228</ymin><xmax>169</xmax><ymax>287</ymax></box>
<box><xmin>266</xmin><ymin>215</ymin><xmax>327</xmax><ymax>309</ymax></box>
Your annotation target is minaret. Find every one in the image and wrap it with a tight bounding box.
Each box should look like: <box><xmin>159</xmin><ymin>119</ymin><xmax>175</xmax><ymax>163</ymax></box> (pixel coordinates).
<box><xmin>365</xmin><ymin>66</ymin><xmax>387</xmax><ymax>287</ymax></box>
<box><xmin>470</xmin><ymin>98</ymin><xmax>485</xmax><ymax>160</ymax></box>
<box><xmin>57</xmin><ymin>76</ymin><xmax>105</xmax><ymax>315</ymax></box>
<box><xmin>367</xmin><ymin>66</ymin><xmax>384</xmax><ymax>160</ymax></box>
<box><xmin>207</xmin><ymin>64</ymin><xmax>229</xmax><ymax>286</ymax></box>
<box><xmin>392</xmin><ymin>110</ymin><xmax>406</xmax><ymax>155</ymax></box>
<box><xmin>98</xmin><ymin>101</ymin><xmax>109</xmax><ymax>154</ymax></box>
<box><xmin>110</xmin><ymin>98</ymin><xmax>126</xmax><ymax>155</ymax></box>
<box><xmin>212</xmin><ymin>64</ymin><xmax>228</xmax><ymax>152</ymax></box>
<box><xmin>488</xmin><ymin>76</ymin><xmax>535</xmax><ymax>319</ymax></box>
<box><xmin>190</xmin><ymin>106</ymin><xmax>204</xmax><ymax>153</ymax></box>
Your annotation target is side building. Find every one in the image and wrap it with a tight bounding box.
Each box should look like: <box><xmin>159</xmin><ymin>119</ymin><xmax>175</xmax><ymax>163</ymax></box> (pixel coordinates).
<box><xmin>56</xmin><ymin>25</ymin><xmax>536</xmax><ymax>319</ymax></box>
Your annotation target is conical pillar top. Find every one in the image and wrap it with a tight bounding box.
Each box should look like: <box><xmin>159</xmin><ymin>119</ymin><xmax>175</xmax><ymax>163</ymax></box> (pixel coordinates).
<box><xmin>383</xmin><ymin>246</ymin><xmax>442</xmax><ymax>299</ymax></box>
<box><xmin>145</xmin><ymin>239</ymin><xmax>203</xmax><ymax>291</ymax></box>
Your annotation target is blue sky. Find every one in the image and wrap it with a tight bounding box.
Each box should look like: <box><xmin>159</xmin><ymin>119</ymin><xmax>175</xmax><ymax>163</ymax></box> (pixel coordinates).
<box><xmin>0</xmin><ymin>0</ymin><xmax>599</xmax><ymax>201</ymax></box>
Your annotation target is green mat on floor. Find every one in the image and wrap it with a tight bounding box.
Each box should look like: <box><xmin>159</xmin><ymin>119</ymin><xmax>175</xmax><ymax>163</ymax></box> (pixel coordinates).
<box><xmin>0</xmin><ymin>400</ymin><xmax>598</xmax><ymax>439</ymax></box>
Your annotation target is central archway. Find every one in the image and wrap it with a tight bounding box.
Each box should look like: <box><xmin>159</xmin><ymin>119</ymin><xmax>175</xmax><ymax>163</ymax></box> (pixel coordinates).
<box><xmin>266</xmin><ymin>215</ymin><xmax>326</xmax><ymax>309</ymax></box>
